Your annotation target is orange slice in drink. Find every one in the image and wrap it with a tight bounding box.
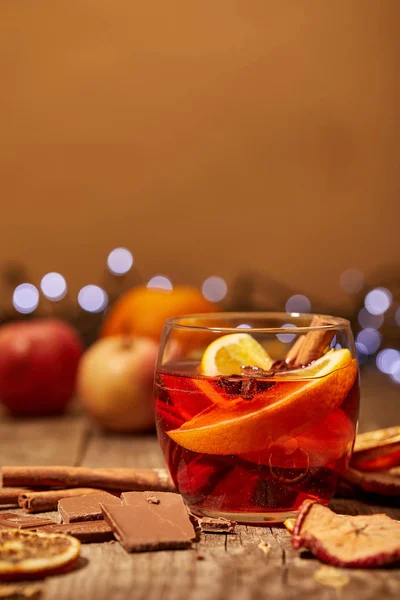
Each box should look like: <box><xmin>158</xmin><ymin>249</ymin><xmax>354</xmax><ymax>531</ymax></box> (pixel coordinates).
<box><xmin>200</xmin><ymin>333</ymin><xmax>273</xmax><ymax>376</ymax></box>
<box><xmin>168</xmin><ymin>349</ymin><xmax>358</xmax><ymax>455</ymax></box>
<box><xmin>241</xmin><ymin>409</ymin><xmax>355</xmax><ymax>468</ymax></box>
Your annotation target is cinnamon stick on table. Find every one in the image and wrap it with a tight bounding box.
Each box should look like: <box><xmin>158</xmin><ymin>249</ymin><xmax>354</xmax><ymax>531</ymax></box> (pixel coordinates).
<box><xmin>18</xmin><ymin>488</ymin><xmax>111</xmax><ymax>513</ymax></box>
<box><xmin>2</xmin><ymin>466</ymin><xmax>176</xmax><ymax>493</ymax></box>
<box><xmin>0</xmin><ymin>488</ymin><xmax>32</xmax><ymax>506</ymax></box>
<box><xmin>285</xmin><ymin>315</ymin><xmax>336</xmax><ymax>367</ymax></box>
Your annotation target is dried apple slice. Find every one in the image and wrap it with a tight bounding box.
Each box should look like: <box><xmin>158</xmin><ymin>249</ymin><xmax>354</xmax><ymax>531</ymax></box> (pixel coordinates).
<box><xmin>292</xmin><ymin>500</ymin><xmax>400</xmax><ymax>567</ymax></box>
<box><xmin>0</xmin><ymin>529</ymin><xmax>80</xmax><ymax>580</ymax></box>
<box><xmin>168</xmin><ymin>351</ymin><xmax>357</xmax><ymax>455</ymax></box>
<box><xmin>341</xmin><ymin>467</ymin><xmax>400</xmax><ymax>497</ymax></box>
<box><xmin>352</xmin><ymin>427</ymin><xmax>400</xmax><ymax>472</ymax></box>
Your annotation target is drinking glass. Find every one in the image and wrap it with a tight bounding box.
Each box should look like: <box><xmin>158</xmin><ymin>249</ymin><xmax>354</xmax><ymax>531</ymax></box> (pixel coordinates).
<box><xmin>154</xmin><ymin>313</ymin><xmax>359</xmax><ymax>524</ymax></box>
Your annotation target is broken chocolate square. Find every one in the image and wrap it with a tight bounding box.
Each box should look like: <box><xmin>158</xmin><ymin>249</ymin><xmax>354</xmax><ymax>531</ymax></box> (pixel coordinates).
<box><xmin>196</xmin><ymin>517</ymin><xmax>236</xmax><ymax>534</ymax></box>
<box><xmin>58</xmin><ymin>492</ymin><xmax>121</xmax><ymax>523</ymax></box>
<box><xmin>40</xmin><ymin>521</ymin><xmax>114</xmax><ymax>543</ymax></box>
<box><xmin>0</xmin><ymin>512</ymin><xmax>55</xmax><ymax>530</ymax></box>
<box><xmin>102</xmin><ymin>491</ymin><xmax>196</xmax><ymax>552</ymax></box>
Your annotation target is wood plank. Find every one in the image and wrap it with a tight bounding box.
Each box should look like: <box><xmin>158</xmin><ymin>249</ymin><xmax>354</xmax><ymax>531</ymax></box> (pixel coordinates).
<box><xmin>81</xmin><ymin>432</ymin><xmax>165</xmax><ymax>469</ymax></box>
<box><xmin>42</xmin><ymin>428</ymin><xmax>400</xmax><ymax>600</ymax></box>
<box><xmin>0</xmin><ymin>411</ymin><xmax>87</xmax><ymax>467</ymax></box>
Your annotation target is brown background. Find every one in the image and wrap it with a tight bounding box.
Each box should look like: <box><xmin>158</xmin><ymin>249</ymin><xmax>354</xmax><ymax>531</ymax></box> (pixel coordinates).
<box><xmin>0</xmin><ymin>0</ymin><xmax>399</xmax><ymax>307</ymax></box>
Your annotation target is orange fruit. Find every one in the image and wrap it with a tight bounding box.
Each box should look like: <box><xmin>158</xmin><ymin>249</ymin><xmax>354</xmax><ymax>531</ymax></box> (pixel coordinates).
<box><xmin>0</xmin><ymin>529</ymin><xmax>80</xmax><ymax>580</ymax></box>
<box><xmin>101</xmin><ymin>285</ymin><xmax>216</xmax><ymax>341</ymax></box>
<box><xmin>168</xmin><ymin>350</ymin><xmax>358</xmax><ymax>455</ymax></box>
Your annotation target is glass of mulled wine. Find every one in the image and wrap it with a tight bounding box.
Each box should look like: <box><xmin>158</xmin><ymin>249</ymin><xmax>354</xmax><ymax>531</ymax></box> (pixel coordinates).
<box><xmin>154</xmin><ymin>313</ymin><xmax>359</xmax><ymax>524</ymax></box>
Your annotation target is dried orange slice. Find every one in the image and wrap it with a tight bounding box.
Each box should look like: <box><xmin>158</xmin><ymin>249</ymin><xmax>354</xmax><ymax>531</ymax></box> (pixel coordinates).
<box><xmin>168</xmin><ymin>349</ymin><xmax>358</xmax><ymax>455</ymax></box>
<box><xmin>200</xmin><ymin>333</ymin><xmax>273</xmax><ymax>376</ymax></box>
<box><xmin>0</xmin><ymin>529</ymin><xmax>80</xmax><ymax>580</ymax></box>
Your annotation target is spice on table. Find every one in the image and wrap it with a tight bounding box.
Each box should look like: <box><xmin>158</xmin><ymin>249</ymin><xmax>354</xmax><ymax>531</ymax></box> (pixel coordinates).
<box><xmin>19</xmin><ymin>488</ymin><xmax>108</xmax><ymax>514</ymax></box>
<box><xmin>2</xmin><ymin>466</ymin><xmax>175</xmax><ymax>493</ymax></box>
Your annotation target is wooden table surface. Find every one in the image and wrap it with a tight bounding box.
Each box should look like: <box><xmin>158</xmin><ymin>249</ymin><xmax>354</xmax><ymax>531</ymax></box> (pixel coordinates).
<box><xmin>0</xmin><ymin>367</ymin><xmax>399</xmax><ymax>600</ymax></box>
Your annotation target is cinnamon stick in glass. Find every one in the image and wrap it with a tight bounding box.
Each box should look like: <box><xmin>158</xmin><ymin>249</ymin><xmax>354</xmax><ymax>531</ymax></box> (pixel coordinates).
<box><xmin>286</xmin><ymin>315</ymin><xmax>335</xmax><ymax>367</ymax></box>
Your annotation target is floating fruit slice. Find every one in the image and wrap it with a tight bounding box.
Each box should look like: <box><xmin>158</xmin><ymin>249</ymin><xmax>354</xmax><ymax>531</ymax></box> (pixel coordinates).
<box><xmin>241</xmin><ymin>409</ymin><xmax>355</xmax><ymax>468</ymax></box>
<box><xmin>200</xmin><ymin>333</ymin><xmax>273</xmax><ymax>376</ymax></box>
<box><xmin>168</xmin><ymin>350</ymin><xmax>357</xmax><ymax>455</ymax></box>
<box><xmin>0</xmin><ymin>529</ymin><xmax>80</xmax><ymax>580</ymax></box>
<box><xmin>275</xmin><ymin>350</ymin><xmax>336</xmax><ymax>378</ymax></box>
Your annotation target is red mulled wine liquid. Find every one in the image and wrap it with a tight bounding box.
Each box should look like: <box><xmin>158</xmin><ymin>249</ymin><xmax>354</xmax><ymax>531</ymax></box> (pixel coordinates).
<box><xmin>154</xmin><ymin>361</ymin><xmax>359</xmax><ymax>523</ymax></box>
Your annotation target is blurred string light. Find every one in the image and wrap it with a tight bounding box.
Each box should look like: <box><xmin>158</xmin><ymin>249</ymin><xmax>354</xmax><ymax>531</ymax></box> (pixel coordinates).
<box><xmin>237</xmin><ymin>323</ymin><xmax>252</xmax><ymax>329</ymax></box>
<box><xmin>356</xmin><ymin>328</ymin><xmax>382</xmax><ymax>355</ymax></box>
<box><xmin>107</xmin><ymin>248</ymin><xmax>134</xmax><ymax>276</ymax></box>
<box><xmin>277</xmin><ymin>324</ymin><xmax>297</xmax><ymax>343</ymax></box>
<box><xmin>330</xmin><ymin>335</ymin><xmax>342</xmax><ymax>350</ymax></box>
<box><xmin>202</xmin><ymin>276</ymin><xmax>227</xmax><ymax>302</ymax></box>
<box><xmin>364</xmin><ymin>287</ymin><xmax>392</xmax><ymax>316</ymax></box>
<box><xmin>147</xmin><ymin>275</ymin><xmax>173</xmax><ymax>291</ymax></box>
<box><xmin>285</xmin><ymin>294</ymin><xmax>311</xmax><ymax>313</ymax></box>
<box><xmin>40</xmin><ymin>272</ymin><xmax>67</xmax><ymax>301</ymax></box>
<box><xmin>391</xmin><ymin>363</ymin><xmax>400</xmax><ymax>384</ymax></box>
<box><xmin>340</xmin><ymin>269</ymin><xmax>364</xmax><ymax>294</ymax></box>
<box><xmin>358</xmin><ymin>307</ymin><xmax>384</xmax><ymax>330</ymax></box>
<box><xmin>376</xmin><ymin>349</ymin><xmax>400</xmax><ymax>375</ymax></box>
<box><xmin>78</xmin><ymin>285</ymin><xmax>108</xmax><ymax>313</ymax></box>
<box><xmin>13</xmin><ymin>284</ymin><xmax>39</xmax><ymax>314</ymax></box>
<box><xmin>355</xmin><ymin>342</ymin><xmax>369</xmax><ymax>365</ymax></box>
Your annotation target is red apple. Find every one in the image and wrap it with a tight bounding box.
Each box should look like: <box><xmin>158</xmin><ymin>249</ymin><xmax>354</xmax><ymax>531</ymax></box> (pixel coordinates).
<box><xmin>77</xmin><ymin>336</ymin><xmax>158</xmax><ymax>432</ymax></box>
<box><xmin>0</xmin><ymin>318</ymin><xmax>83</xmax><ymax>416</ymax></box>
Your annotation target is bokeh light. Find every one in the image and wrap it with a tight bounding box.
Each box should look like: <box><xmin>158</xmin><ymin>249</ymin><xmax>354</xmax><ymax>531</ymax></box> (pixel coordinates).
<box><xmin>277</xmin><ymin>324</ymin><xmax>297</xmax><ymax>344</ymax></box>
<box><xmin>78</xmin><ymin>285</ymin><xmax>108</xmax><ymax>313</ymax></box>
<box><xmin>364</xmin><ymin>287</ymin><xmax>392</xmax><ymax>316</ymax></box>
<box><xmin>147</xmin><ymin>275</ymin><xmax>173</xmax><ymax>291</ymax></box>
<box><xmin>40</xmin><ymin>273</ymin><xmax>67</xmax><ymax>301</ymax></box>
<box><xmin>358</xmin><ymin>308</ymin><xmax>384</xmax><ymax>330</ymax></box>
<box><xmin>356</xmin><ymin>328</ymin><xmax>382</xmax><ymax>354</ymax></box>
<box><xmin>390</xmin><ymin>363</ymin><xmax>400</xmax><ymax>384</ymax></box>
<box><xmin>355</xmin><ymin>342</ymin><xmax>369</xmax><ymax>365</ymax></box>
<box><xmin>107</xmin><ymin>248</ymin><xmax>134</xmax><ymax>276</ymax></box>
<box><xmin>376</xmin><ymin>349</ymin><xmax>400</xmax><ymax>375</ymax></box>
<box><xmin>340</xmin><ymin>269</ymin><xmax>364</xmax><ymax>294</ymax></box>
<box><xmin>237</xmin><ymin>323</ymin><xmax>252</xmax><ymax>329</ymax></box>
<box><xmin>13</xmin><ymin>284</ymin><xmax>39</xmax><ymax>314</ymax></box>
<box><xmin>285</xmin><ymin>295</ymin><xmax>311</xmax><ymax>313</ymax></box>
<box><xmin>202</xmin><ymin>276</ymin><xmax>227</xmax><ymax>302</ymax></box>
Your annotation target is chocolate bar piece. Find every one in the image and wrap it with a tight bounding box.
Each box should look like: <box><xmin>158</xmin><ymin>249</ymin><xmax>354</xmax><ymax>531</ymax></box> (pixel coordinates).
<box><xmin>58</xmin><ymin>492</ymin><xmax>120</xmax><ymax>523</ymax></box>
<box><xmin>102</xmin><ymin>491</ymin><xmax>196</xmax><ymax>552</ymax></box>
<box><xmin>197</xmin><ymin>517</ymin><xmax>236</xmax><ymax>534</ymax></box>
<box><xmin>0</xmin><ymin>511</ymin><xmax>55</xmax><ymax>530</ymax></box>
<box><xmin>40</xmin><ymin>521</ymin><xmax>114</xmax><ymax>543</ymax></box>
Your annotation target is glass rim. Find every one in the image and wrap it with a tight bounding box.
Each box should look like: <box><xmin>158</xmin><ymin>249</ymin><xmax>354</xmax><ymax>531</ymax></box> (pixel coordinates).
<box><xmin>164</xmin><ymin>312</ymin><xmax>351</xmax><ymax>334</ymax></box>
